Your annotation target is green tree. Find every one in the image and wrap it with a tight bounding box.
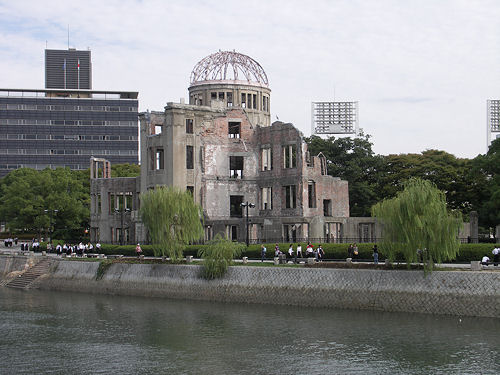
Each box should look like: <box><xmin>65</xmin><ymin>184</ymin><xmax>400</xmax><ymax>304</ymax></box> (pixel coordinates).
<box><xmin>198</xmin><ymin>234</ymin><xmax>245</xmax><ymax>279</ymax></box>
<box><xmin>139</xmin><ymin>186</ymin><xmax>204</xmax><ymax>260</ymax></box>
<box><xmin>0</xmin><ymin>167</ymin><xmax>89</xmax><ymax>240</ymax></box>
<box><xmin>305</xmin><ymin>134</ymin><xmax>385</xmax><ymax>216</ymax></box>
<box><xmin>380</xmin><ymin>150</ymin><xmax>481</xmax><ymax>214</ymax></box>
<box><xmin>472</xmin><ymin>139</ymin><xmax>500</xmax><ymax>229</ymax></box>
<box><xmin>111</xmin><ymin>163</ymin><xmax>140</xmax><ymax>177</ymax></box>
<box><xmin>372</xmin><ymin>178</ymin><xmax>462</xmax><ymax>272</ymax></box>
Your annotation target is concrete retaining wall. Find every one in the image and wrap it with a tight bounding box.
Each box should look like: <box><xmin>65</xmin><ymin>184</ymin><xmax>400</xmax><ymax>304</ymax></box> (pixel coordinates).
<box><xmin>26</xmin><ymin>259</ymin><xmax>500</xmax><ymax>318</ymax></box>
<box><xmin>0</xmin><ymin>255</ymin><xmax>36</xmax><ymax>276</ymax></box>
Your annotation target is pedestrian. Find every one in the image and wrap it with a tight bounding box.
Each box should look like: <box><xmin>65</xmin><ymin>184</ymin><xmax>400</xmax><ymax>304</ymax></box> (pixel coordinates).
<box><xmin>492</xmin><ymin>247</ymin><xmax>499</xmax><ymax>266</ymax></box>
<box><xmin>373</xmin><ymin>244</ymin><xmax>379</xmax><ymax>264</ymax></box>
<box><xmin>296</xmin><ymin>243</ymin><xmax>303</xmax><ymax>258</ymax></box>
<box><xmin>306</xmin><ymin>242</ymin><xmax>314</xmax><ymax>258</ymax></box>
<box><xmin>318</xmin><ymin>244</ymin><xmax>324</xmax><ymax>262</ymax></box>
<box><xmin>261</xmin><ymin>244</ymin><xmax>267</xmax><ymax>262</ymax></box>
<box><xmin>136</xmin><ymin>243</ymin><xmax>142</xmax><ymax>258</ymax></box>
<box><xmin>481</xmin><ymin>255</ymin><xmax>490</xmax><ymax>266</ymax></box>
<box><xmin>288</xmin><ymin>244</ymin><xmax>294</xmax><ymax>262</ymax></box>
<box><xmin>348</xmin><ymin>243</ymin><xmax>354</xmax><ymax>258</ymax></box>
<box><xmin>352</xmin><ymin>243</ymin><xmax>359</xmax><ymax>260</ymax></box>
<box><xmin>274</xmin><ymin>243</ymin><xmax>281</xmax><ymax>257</ymax></box>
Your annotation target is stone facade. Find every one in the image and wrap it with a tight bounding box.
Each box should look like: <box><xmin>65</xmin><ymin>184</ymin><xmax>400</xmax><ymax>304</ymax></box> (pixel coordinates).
<box><xmin>90</xmin><ymin>51</ymin><xmax>355</xmax><ymax>244</ymax></box>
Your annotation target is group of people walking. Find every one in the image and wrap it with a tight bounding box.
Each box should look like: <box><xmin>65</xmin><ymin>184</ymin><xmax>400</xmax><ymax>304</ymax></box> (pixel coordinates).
<box><xmin>260</xmin><ymin>242</ymin><xmax>326</xmax><ymax>263</ymax></box>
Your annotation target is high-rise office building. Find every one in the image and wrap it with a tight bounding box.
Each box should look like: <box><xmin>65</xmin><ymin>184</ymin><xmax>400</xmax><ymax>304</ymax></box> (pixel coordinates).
<box><xmin>0</xmin><ymin>49</ymin><xmax>138</xmax><ymax>178</ymax></box>
<box><xmin>45</xmin><ymin>49</ymin><xmax>92</xmax><ymax>90</ymax></box>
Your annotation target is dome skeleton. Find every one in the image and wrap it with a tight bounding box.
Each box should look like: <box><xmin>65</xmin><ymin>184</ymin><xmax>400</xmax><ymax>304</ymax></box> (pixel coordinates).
<box><xmin>190</xmin><ymin>51</ymin><xmax>269</xmax><ymax>87</ymax></box>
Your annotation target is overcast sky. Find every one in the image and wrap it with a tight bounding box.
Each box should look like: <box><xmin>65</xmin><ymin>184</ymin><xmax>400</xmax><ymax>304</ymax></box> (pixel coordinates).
<box><xmin>1</xmin><ymin>0</ymin><xmax>499</xmax><ymax>158</ymax></box>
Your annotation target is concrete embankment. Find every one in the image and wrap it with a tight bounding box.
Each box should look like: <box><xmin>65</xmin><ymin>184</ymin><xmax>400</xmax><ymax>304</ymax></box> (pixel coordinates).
<box><xmin>1</xmin><ymin>256</ymin><xmax>499</xmax><ymax>318</ymax></box>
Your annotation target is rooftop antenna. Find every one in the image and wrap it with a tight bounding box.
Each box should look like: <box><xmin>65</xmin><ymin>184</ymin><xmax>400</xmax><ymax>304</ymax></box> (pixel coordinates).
<box><xmin>67</xmin><ymin>24</ymin><xmax>70</xmax><ymax>49</ymax></box>
<box><xmin>45</xmin><ymin>40</ymin><xmax>48</xmax><ymax>49</ymax></box>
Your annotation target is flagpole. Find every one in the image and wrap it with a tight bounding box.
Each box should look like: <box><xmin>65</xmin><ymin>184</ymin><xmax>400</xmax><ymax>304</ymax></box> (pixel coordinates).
<box><xmin>77</xmin><ymin>59</ymin><xmax>80</xmax><ymax>89</ymax></box>
<box><xmin>64</xmin><ymin>58</ymin><xmax>66</xmax><ymax>89</ymax></box>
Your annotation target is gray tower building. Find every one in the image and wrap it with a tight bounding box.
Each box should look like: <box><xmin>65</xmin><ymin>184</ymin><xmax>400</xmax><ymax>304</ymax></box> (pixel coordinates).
<box><xmin>45</xmin><ymin>49</ymin><xmax>92</xmax><ymax>90</ymax></box>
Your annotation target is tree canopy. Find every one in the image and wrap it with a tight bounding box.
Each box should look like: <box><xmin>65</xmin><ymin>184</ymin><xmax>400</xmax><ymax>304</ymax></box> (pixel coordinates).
<box><xmin>306</xmin><ymin>134</ymin><xmax>385</xmax><ymax>216</ymax></box>
<box><xmin>139</xmin><ymin>186</ymin><xmax>204</xmax><ymax>260</ymax></box>
<box><xmin>372</xmin><ymin>178</ymin><xmax>462</xmax><ymax>272</ymax></box>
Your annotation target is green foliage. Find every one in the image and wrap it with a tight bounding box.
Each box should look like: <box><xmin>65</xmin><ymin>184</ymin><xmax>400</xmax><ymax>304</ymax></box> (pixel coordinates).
<box><xmin>198</xmin><ymin>234</ymin><xmax>245</xmax><ymax>279</ymax></box>
<box><xmin>0</xmin><ymin>167</ymin><xmax>89</xmax><ymax>239</ymax></box>
<box><xmin>372</xmin><ymin>178</ymin><xmax>463</xmax><ymax>272</ymax></box>
<box><xmin>111</xmin><ymin>163</ymin><xmax>140</xmax><ymax>177</ymax></box>
<box><xmin>305</xmin><ymin>134</ymin><xmax>385</xmax><ymax>216</ymax></box>
<box><xmin>139</xmin><ymin>186</ymin><xmax>204</xmax><ymax>260</ymax></box>
<box><xmin>96</xmin><ymin>260</ymin><xmax>113</xmax><ymax>280</ymax></box>
<box><xmin>380</xmin><ymin>150</ymin><xmax>482</xmax><ymax>214</ymax></box>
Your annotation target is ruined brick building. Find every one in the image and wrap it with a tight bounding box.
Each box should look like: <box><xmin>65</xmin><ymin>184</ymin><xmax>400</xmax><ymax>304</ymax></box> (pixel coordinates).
<box><xmin>90</xmin><ymin>51</ymin><xmax>380</xmax><ymax>244</ymax></box>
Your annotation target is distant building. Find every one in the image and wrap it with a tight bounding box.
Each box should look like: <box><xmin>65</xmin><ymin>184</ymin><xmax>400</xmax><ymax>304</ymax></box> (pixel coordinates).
<box><xmin>45</xmin><ymin>49</ymin><xmax>92</xmax><ymax>90</ymax></box>
<box><xmin>0</xmin><ymin>88</ymin><xmax>138</xmax><ymax>177</ymax></box>
<box><xmin>311</xmin><ymin>101</ymin><xmax>359</xmax><ymax>136</ymax></box>
<box><xmin>487</xmin><ymin>99</ymin><xmax>500</xmax><ymax>149</ymax></box>
<box><xmin>90</xmin><ymin>51</ymin><xmax>364</xmax><ymax>245</ymax></box>
<box><xmin>0</xmin><ymin>48</ymin><xmax>138</xmax><ymax>177</ymax></box>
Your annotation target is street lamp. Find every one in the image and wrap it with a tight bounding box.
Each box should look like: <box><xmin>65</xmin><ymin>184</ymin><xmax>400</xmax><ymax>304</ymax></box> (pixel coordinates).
<box><xmin>114</xmin><ymin>207</ymin><xmax>131</xmax><ymax>245</ymax></box>
<box><xmin>240</xmin><ymin>202</ymin><xmax>255</xmax><ymax>247</ymax></box>
<box><xmin>44</xmin><ymin>209</ymin><xmax>59</xmax><ymax>242</ymax></box>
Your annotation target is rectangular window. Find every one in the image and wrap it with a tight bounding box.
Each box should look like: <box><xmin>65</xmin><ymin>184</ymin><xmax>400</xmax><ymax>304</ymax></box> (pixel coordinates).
<box><xmin>230</xmin><ymin>195</ymin><xmax>244</xmax><ymax>217</ymax></box>
<box><xmin>186</xmin><ymin>186</ymin><xmax>194</xmax><ymax>196</ymax></box>
<box><xmin>230</xmin><ymin>225</ymin><xmax>238</xmax><ymax>241</ymax></box>
<box><xmin>323</xmin><ymin>199</ymin><xmax>332</xmax><ymax>216</ymax></box>
<box><xmin>284</xmin><ymin>185</ymin><xmax>297</xmax><ymax>209</ymax></box>
<box><xmin>155</xmin><ymin>149</ymin><xmax>164</xmax><ymax>170</ymax></box>
<box><xmin>186</xmin><ymin>119</ymin><xmax>194</xmax><ymax>134</ymax></box>
<box><xmin>261</xmin><ymin>147</ymin><xmax>272</xmax><ymax>171</ymax></box>
<box><xmin>308</xmin><ymin>181</ymin><xmax>316</xmax><ymax>208</ymax></box>
<box><xmin>241</xmin><ymin>93</ymin><xmax>246</xmax><ymax>108</ymax></box>
<box><xmin>211</xmin><ymin>92</ymin><xmax>217</xmax><ymax>100</ymax></box>
<box><xmin>186</xmin><ymin>145</ymin><xmax>194</xmax><ymax>169</ymax></box>
<box><xmin>228</xmin><ymin>122</ymin><xmax>241</xmax><ymax>138</ymax></box>
<box><xmin>261</xmin><ymin>187</ymin><xmax>272</xmax><ymax>210</ymax></box>
<box><xmin>283</xmin><ymin>145</ymin><xmax>297</xmax><ymax>168</ymax></box>
<box><xmin>218</xmin><ymin>92</ymin><xmax>225</xmax><ymax>100</ymax></box>
<box><xmin>253</xmin><ymin>94</ymin><xmax>257</xmax><ymax>110</ymax></box>
<box><xmin>227</xmin><ymin>92</ymin><xmax>233</xmax><ymax>107</ymax></box>
<box><xmin>229</xmin><ymin>156</ymin><xmax>244</xmax><ymax>179</ymax></box>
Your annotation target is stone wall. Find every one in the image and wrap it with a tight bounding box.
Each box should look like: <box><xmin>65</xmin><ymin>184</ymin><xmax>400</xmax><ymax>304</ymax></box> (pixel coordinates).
<box><xmin>24</xmin><ymin>259</ymin><xmax>500</xmax><ymax>318</ymax></box>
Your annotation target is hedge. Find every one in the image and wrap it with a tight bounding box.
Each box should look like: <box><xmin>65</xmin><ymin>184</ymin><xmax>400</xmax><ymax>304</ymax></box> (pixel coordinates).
<box><xmin>32</xmin><ymin>241</ymin><xmax>498</xmax><ymax>263</ymax></box>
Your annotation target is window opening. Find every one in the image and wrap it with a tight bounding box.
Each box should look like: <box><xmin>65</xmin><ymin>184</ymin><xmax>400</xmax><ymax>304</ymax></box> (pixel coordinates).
<box><xmin>186</xmin><ymin>145</ymin><xmax>194</xmax><ymax>169</ymax></box>
<box><xmin>186</xmin><ymin>119</ymin><xmax>194</xmax><ymax>134</ymax></box>
<box><xmin>323</xmin><ymin>199</ymin><xmax>332</xmax><ymax>216</ymax></box>
<box><xmin>229</xmin><ymin>156</ymin><xmax>244</xmax><ymax>179</ymax></box>
<box><xmin>261</xmin><ymin>147</ymin><xmax>272</xmax><ymax>171</ymax></box>
<box><xmin>230</xmin><ymin>195</ymin><xmax>244</xmax><ymax>217</ymax></box>
<box><xmin>308</xmin><ymin>181</ymin><xmax>316</xmax><ymax>208</ymax></box>
<box><xmin>228</xmin><ymin>122</ymin><xmax>241</xmax><ymax>138</ymax></box>
<box><xmin>282</xmin><ymin>145</ymin><xmax>297</xmax><ymax>168</ymax></box>
<box><xmin>284</xmin><ymin>185</ymin><xmax>297</xmax><ymax>209</ymax></box>
<box><xmin>261</xmin><ymin>187</ymin><xmax>272</xmax><ymax>210</ymax></box>
<box><xmin>155</xmin><ymin>149</ymin><xmax>164</xmax><ymax>170</ymax></box>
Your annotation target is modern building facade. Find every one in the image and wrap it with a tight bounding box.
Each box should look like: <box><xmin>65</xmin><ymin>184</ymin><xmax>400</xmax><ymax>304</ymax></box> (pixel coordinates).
<box><xmin>45</xmin><ymin>49</ymin><xmax>92</xmax><ymax>90</ymax></box>
<box><xmin>0</xmin><ymin>88</ymin><xmax>138</xmax><ymax>177</ymax></box>
<box><xmin>90</xmin><ymin>51</ymin><xmax>381</xmax><ymax>245</ymax></box>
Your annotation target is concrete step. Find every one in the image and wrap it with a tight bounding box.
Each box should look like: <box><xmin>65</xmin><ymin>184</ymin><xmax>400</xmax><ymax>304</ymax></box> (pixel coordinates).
<box><xmin>5</xmin><ymin>259</ymin><xmax>53</xmax><ymax>290</ymax></box>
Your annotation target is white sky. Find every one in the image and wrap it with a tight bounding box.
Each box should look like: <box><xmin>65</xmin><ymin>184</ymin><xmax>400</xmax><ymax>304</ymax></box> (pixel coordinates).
<box><xmin>1</xmin><ymin>0</ymin><xmax>499</xmax><ymax>158</ymax></box>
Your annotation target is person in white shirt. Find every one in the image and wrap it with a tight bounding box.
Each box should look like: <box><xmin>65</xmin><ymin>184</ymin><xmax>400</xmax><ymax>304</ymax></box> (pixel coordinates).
<box><xmin>492</xmin><ymin>247</ymin><xmax>500</xmax><ymax>266</ymax></box>
<box><xmin>296</xmin><ymin>244</ymin><xmax>302</xmax><ymax>258</ymax></box>
<box><xmin>481</xmin><ymin>255</ymin><xmax>490</xmax><ymax>265</ymax></box>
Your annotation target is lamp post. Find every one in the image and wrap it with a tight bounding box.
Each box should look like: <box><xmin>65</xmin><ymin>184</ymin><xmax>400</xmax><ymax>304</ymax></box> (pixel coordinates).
<box><xmin>240</xmin><ymin>202</ymin><xmax>255</xmax><ymax>247</ymax></box>
<box><xmin>44</xmin><ymin>209</ymin><xmax>59</xmax><ymax>242</ymax></box>
<box><xmin>115</xmin><ymin>207</ymin><xmax>131</xmax><ymax>245</ymax></box>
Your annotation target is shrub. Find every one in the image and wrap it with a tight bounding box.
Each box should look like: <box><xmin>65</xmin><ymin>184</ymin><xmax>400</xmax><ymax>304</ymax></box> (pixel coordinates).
<box><xmin>198</xmin><ymin>235</ymin><xmax>245</xmax><ymax>279</ymax></box>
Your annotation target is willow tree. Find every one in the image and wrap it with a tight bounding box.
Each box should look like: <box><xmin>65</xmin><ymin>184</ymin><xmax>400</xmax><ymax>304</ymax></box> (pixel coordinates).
<box><xmin>372</xmin><ymin>178</ymin><xmax>462</xmax><ymax>272</ymax></box>
<box><xmin>140</xmin><ymin>187</ymin><xmax>204</xmax><ymax>260</ymax></box>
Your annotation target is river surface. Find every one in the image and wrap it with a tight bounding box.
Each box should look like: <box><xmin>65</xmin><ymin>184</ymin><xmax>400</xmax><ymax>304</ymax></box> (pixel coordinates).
<box><xmin>0</xmin><ymin>288</ymin><xmax>498</xmax><ymax>375</ymax></box>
